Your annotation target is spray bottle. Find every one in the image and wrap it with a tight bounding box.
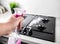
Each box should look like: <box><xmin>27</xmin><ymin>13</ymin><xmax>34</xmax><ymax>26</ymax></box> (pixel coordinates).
<box><xmin>8</xmin><ymin>8</ymin><xmax>26</xmax><ymax>44</ymax></box>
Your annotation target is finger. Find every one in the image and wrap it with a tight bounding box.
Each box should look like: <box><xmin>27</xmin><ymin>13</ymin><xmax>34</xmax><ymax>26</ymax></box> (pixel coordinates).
<box><xmin>17</xmin><ymin>23</ymin><xmax>20</xmax><ymax>30</ymax></box>
<box><xmin>17</xmin><ymin>22</ymin><xmax>22</xmax><ymax>30</ymax></box>
<box><xmin>19</xmin><ymin>17</ymin><xmax>24</xmax><ymax>30</ymax></box>
<box><xmin>19</xmin><ymin>21</ymin><xmax>23</xmax><ymax>30</ymax></box>
<box><xmin>17</xmin><ymin>17</ymin><xmax>24</xmax><ymax>30</ymax></box>
<box><xmin>15</xmin><ymin>17</ymin><xmax>24</xmax><ymax>26</ymax></box>
<box><xmin>19</xmin><ymin>17</ymin><xmax>24</xmax><ymax>22</ymax></box>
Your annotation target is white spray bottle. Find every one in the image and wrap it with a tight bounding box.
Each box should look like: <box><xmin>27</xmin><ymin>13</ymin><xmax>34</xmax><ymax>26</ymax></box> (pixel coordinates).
<box><xmin>8</xmin><ymin>8</ymin><xmax>26</xmax><ymax>44</ymax></box>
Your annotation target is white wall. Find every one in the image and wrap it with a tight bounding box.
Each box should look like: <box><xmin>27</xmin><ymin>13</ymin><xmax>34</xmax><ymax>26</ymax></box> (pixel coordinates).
<box><xmin>8</xmin><ymin>0</ymin><xmax>60</xmax><ymax>17</ymax></box>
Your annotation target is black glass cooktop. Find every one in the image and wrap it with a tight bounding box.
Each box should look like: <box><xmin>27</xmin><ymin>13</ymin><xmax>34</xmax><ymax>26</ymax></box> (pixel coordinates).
<box><xmin>19</xmin><ymin>14</ymin><xmax>56</xmax><ymax>42</ymax></box>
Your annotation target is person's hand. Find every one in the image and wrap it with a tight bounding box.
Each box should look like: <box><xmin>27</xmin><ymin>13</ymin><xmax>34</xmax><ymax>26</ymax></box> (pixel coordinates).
<box><xmin>3</xmin><ymin>15</ymin><xmax>24</xmax><ymax>35</ymax></box>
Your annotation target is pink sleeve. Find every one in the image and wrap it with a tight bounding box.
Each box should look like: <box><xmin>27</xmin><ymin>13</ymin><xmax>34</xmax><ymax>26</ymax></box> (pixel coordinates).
<box><xmin>16</xmin><ymin>39</ymin><xmax>21</xmax><ymax>44</ymax></box>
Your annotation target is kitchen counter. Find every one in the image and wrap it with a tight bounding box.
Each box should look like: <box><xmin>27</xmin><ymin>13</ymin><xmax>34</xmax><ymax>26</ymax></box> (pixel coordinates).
<box><xmin>1</xmin><ymin>13</ymin><xmax>60</xmax><ymax>44</ymax></box>
<box><xmin>4</xmin><ymin>17</ymin><xmax>60</xmax><ymax>44</ymax></box>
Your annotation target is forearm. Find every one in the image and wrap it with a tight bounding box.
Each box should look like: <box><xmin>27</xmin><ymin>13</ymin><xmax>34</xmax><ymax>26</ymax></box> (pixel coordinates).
<box><xmin>0</xmin><ymin>23</ymin><xmax>11</xmax><ymax>36</ymax></box>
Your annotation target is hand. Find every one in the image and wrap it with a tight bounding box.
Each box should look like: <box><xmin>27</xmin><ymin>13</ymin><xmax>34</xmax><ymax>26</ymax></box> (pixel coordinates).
<box><xmin>0</xmin><ymin>15</ymin><xmax>24</xmax><ymax>36</ymax></box>
<box><xmin>6</xmin><ymin>15</ymin><xmax>24</xmax><ymax>34</ymax></box>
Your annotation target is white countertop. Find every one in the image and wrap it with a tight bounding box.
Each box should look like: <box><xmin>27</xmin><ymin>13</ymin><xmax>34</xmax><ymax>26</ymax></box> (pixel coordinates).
<box><xmin>55</xmin><ymin>17</ymin><xmax>60</xmax><ymax>44</ymax></box>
